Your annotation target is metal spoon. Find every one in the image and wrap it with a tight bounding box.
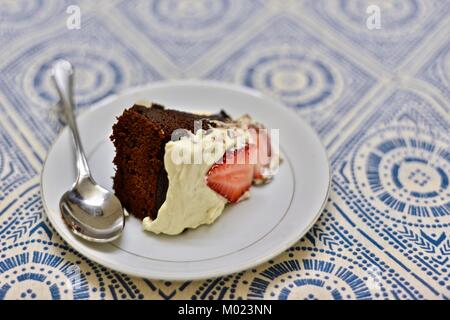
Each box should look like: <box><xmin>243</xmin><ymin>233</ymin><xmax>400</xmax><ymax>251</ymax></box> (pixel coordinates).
<box><xmin>52</xmin><ymin>60</ymin><xmax>125</xmax><ymax>243</ymax></box>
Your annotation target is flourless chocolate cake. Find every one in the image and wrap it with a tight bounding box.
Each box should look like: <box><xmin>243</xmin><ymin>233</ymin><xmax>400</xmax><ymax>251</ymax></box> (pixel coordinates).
<box><xmin>110</xmin><ymin>103</ymin><xmax>231</xmax><ymax>220</ymax></box>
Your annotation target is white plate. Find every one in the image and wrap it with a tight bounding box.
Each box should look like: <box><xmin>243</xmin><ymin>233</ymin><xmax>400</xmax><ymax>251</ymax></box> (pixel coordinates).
<box><xmin>41</xmin><ymin>80</ymin><xmax>330</xmax><ymax>280</ymax></box>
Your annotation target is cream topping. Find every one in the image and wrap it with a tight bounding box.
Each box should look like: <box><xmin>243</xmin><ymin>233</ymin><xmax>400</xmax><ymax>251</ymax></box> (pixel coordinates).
<box><xmin>142</xmin><ymin>128</ymin><xmax>250</xmax><ymax>235</ymax></box>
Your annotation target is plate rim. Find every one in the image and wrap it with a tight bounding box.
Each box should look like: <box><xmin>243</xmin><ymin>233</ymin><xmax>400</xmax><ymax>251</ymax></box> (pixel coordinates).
<box><xmin>40</xmin><ymin>79</ymin><xmax>331</xmax><ymax>280</ymax></box>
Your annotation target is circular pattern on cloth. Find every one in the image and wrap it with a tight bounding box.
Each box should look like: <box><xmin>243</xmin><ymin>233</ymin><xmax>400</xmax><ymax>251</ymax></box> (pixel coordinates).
<box><xmin>0</xmin><ymin>240</ymin><xmax>103</xmax><ymax>300</ymax></box>
<box><xmin>341</xmin><ymin>0</ymin><xmax>419</xmax><ymax>29</ymax></box>
<box><xmin>0</xmin><ymin>0</ymin><xmax>62</xmax><ymax>33</ymax></box>
<box><xmin>29</xmin><ymin>51</ymin><xmax>123</xmax><ymax>108</ymax></box>
<box><xmin>0</xmin><ymin>0</ymin><xmax>42</xmax><ymax>22</ymax></box>
<box><xmin>236</xmin><ymin>49</ymin><xmax>343</xmax><ymax>110</ymax></box>
<box><xmin>130</xmin><ymin>0</ymin><xmax>245</xmax><ymax>40</ymax></box>
<box><xmin>318</xmin><ymin>0</ymin><xmax>425</xmax><ymax>35</ymax></box>
<box><xmin>352</xmin><ymin>126</ymin><xmax>450</xmax><ymax>227</ymax></box>
<box><xmin>246</xmin><ymin>252</ymin><xmax>387</xmax><ymax>300</ymax></box>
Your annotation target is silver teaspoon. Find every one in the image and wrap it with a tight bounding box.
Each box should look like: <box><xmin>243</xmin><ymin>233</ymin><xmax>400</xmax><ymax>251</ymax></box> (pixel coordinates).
<box><xmin>52</xmin><ymin>60</ymin><xmax>125</xmax><ymax>243</ymax></box>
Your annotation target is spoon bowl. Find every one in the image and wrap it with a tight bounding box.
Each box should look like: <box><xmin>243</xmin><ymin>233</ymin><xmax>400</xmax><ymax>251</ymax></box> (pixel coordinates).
<box><xmin>60</xmin><ymin>177</ymin><xmax>125</xmax><ymax>242</ymax></box>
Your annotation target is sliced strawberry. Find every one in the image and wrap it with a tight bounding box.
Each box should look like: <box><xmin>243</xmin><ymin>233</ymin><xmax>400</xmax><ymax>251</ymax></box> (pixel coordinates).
<box><xmin>206</xmin><ymin>145</ymin><xmax>254</xmax><ymax>203</ymax></box>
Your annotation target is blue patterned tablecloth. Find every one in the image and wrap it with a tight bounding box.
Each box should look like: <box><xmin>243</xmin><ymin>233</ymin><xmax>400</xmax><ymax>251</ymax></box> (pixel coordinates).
<box><xmin>0</xmin><ymin>0</ymin><xmax>449</xmax><ymax>300</ymax></box>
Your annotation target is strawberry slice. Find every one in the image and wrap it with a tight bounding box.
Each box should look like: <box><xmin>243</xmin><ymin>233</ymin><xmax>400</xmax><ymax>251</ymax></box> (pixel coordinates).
<box><xmin>206</xmin><ymin>145</ymin><xmax>254</xmax><ymax>203</ymax></box>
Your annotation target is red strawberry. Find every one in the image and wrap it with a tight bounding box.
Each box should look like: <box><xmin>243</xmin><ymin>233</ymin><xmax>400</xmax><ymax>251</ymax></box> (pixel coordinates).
<box><xmin>206</xmin><ymin>145</ymin><xmax>254</xmax><ymax>203</ymax></box>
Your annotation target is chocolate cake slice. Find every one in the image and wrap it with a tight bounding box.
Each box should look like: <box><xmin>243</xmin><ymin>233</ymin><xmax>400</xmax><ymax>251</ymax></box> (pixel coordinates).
<box><xmin>110</xmin><ymin>103</ymin><xmax>231</xmax><ymax>220</ymax></box>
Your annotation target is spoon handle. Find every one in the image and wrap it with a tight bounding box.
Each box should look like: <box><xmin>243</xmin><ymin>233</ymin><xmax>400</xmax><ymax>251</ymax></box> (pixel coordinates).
<box><xmin>52</xmin><ymin>60</ymin><xmax>91</xmax><ymax>179</ymax></box>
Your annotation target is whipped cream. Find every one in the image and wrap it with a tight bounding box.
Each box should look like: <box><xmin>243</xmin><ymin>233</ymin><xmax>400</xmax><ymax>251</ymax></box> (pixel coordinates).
<box><xmin>142</xmin><ymin>128</ymin><xmax>250</xmax><ymax>235</ymax></box>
